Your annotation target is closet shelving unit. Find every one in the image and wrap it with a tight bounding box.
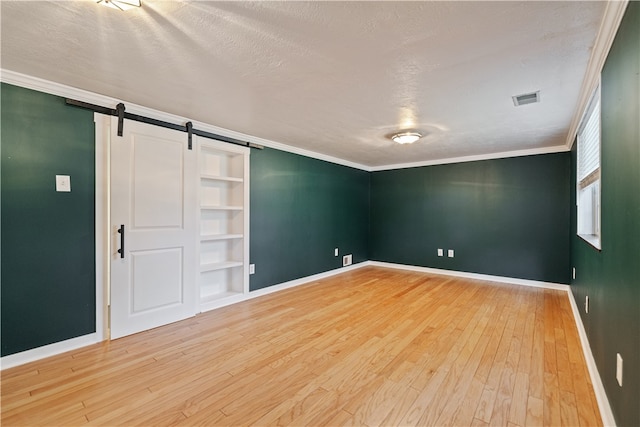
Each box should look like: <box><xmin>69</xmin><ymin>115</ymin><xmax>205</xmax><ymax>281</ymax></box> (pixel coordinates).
<box><xmin>197</xmin><ymin>138</ymin><xmax>250</xmax><ymax>312</ymax></box>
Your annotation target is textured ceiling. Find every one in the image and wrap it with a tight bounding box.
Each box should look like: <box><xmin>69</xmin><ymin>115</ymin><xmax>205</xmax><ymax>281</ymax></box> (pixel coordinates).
<box><xmin>1</xmin><ymin>1</ymin><xmax>606</xmax><ymax>167</ymax></box>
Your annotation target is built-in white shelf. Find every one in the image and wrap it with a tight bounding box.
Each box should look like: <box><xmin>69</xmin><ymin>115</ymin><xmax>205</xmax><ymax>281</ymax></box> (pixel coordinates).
<box><xmin>200</xmin><ymin>234</ymin><xmax>244</xmax><ymax>242</ymax></box>
<box><xmin>200</xmin><ymin>205</ymin><xmax>243</xmax><ymax>211</ymax></box>
<box><xmin>197</xmin><ymin>138</ymin><xmax>250</xmax><ymax>311</ymax></box>
<box><xmin>201</xmin><ymin>290</ymin><xmax>243</xmax><ymax>302</ymax></box>
<box><xmin>200</xmin><ymin>261</ymin><xmax>244</xmax><ymax>273</ymax></box>
<box><xmin>201</xmin><ymin>174</ymin><xmax>243</xmax><ymax>183</ymax></box>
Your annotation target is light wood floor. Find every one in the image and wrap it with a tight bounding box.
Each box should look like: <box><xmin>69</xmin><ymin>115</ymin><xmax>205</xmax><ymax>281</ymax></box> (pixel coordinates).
<box><xmin>1</xmin><ymin>267</ymin><xmax>601</xmax><ymax>426</ymax></box>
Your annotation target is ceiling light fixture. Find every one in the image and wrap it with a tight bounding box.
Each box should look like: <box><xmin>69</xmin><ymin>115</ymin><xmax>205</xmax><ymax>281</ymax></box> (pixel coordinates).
<box><xmin>96</xmin><ymin>0</ymin><xmax>141</xmax><ymax>11</ymax></box>
<box><xmin>391</xmin><ymin>131</ymin><xmax>422</xmax><ymax>145</ymax></box>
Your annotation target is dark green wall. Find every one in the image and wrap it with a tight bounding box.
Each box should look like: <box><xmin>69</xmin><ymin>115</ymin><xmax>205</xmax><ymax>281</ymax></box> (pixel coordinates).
<box><xmin>249</xmin><ymin>148</ymin><xmax>369</xmax><ymax>291</ymax></box>
<box><xmin>370</xmin><ymin>153</ymin><xmax>571</xmax><ymax>284</ymax></box>
<box><xmin>1</xmin><ymin>83</ymin><xmax>96</xmax><ymax>356</ymax></box>
<box><xmin>571</xmin><ymin>3</ymin><xmax>639</xmax><ymax>426</ymax></box>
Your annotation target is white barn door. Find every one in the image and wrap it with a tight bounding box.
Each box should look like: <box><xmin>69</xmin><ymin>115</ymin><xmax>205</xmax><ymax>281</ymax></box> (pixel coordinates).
<box><xmin>110</xmin><ymin>118</ymin><xmax>197</xmax><ymax>339</ymax></box>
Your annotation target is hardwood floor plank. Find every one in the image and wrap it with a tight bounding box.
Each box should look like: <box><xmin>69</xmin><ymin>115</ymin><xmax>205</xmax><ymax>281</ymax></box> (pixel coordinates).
<box><xmin>451</xmin><ymin>377</ymin><xmax>487</xmax><ymax>427</ymax></box>
<box><xmin>543</xmin><ymin>372</ymin><xmax>562</xmax><ymax>427</ymax></box>
<box><xmin>559</xmin><ymin>390</ymin><xmax>581</xmax><ymax>427</ymax></box>
<box><xmin>525</xmin><ymin>395</ymin><xmax>544</xmax><ymax>427</ymax></box>
<box><xmin>320</xmin><ymin>409</ymin><xmax>360</xmax><ymax>427</ymax></box>
<box><xmin>528</xmin><ymin>289</ymin><xmax>546</xmax><ymax>400</ymax></box>
<box><xmin>0</xmin><ymin>267</ymin><xmax>601</xmax><ymax>427</ymax></box>
<box><xmin>508</xmin><ymin>371</ymin><xmax>530</xmax><ymax>426</ymax></box>
<box><xmin>247</xmin><ymin>386</ymin><xmax>329</xmax><ymax>426</ymax></box>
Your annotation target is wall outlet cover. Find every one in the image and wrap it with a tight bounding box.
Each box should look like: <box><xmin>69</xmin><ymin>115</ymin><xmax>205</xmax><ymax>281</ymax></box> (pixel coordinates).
<box><xmin>447</xmin><ymin>249</ymin><xmax>454</xmax><ymax>258</ymax></box>
<box><xmin>55</xmin><ymin>175</ymin><xmax>71</xmax><ymax>192</ymax></box>
<box><xmin>585</xmin><ymin>295</ymin><xmax>589</xmax><ymax>314</ymax></box>
<box><xmin>334</xmin><ymin>248</ymin><xmax>339</xmax><ymax>257</ymax></box>
<box><xmin>342</xmin><ymin>254</ymin><xmax>352</xmax><ymax>266</ymax></box>
<box><xmin>437</xmin><ymin>248</ymin><xmax>443</xmax><ymax>257</ymax></box>
<box><xmin>249</xmin><ymin>264</ymin><xmax>255</xmax><ymax>275</ymax></box>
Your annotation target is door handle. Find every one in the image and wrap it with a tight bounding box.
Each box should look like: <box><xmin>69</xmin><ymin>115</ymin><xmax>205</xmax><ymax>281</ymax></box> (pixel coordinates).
<box><xmin>117</xmin><ymin>224</ymin><xmax>125</xmax><ymax>259</ymax></box>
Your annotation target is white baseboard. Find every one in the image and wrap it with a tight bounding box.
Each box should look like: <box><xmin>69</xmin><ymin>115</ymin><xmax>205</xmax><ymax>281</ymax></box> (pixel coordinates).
<box><xmin>246</xmin><ymin>262</ymin><xmax>366</xmax><ymax>300</ymax></box>
<box><xmin>567</xmin><ymin>290</ymin><xmax>617</xmax><ymax>426</ymax></box>
<box><xmin>204</xmin><ymin>260</ymin><xmax>568</xmax><ymax>312</ymax></box>
<box><xmin>0</xmin><ymin>333</ymin><xmax>101</xmax><ymax>370</ymax></box>
<box><xmin>368</xmin><ymin>261</ymin><xmax>570</xmax><ymax>291</ymax></box>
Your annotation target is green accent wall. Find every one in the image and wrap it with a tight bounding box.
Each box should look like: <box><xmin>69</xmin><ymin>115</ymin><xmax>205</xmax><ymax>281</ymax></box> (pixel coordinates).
<box><xmin>249</xmin><ymin>148</ymin><xmax>369</xmax><ymax>291</ymax></box>
<box><xmin>1</xmin><ymin>83</ymin><xmax>96</xmax><ymax>356</ymax></box>
<box><xmin>571</xmin><ymin>3</ymin><xmax>639</xmax><ymax>426</ymax></box>
<box><xmin>370</xmin><ymin>153</ymin><xmax>571</xmax><ymax>284</ymax></box>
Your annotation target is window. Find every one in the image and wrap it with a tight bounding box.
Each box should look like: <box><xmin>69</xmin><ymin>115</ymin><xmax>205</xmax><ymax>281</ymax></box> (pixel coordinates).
<box><xmin>577</xmin><ymin>86</ymin><xmax>601</xmax><ymax>249</ymax></box>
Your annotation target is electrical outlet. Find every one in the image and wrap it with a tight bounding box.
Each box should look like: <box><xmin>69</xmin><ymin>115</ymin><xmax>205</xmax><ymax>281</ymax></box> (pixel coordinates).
<box><xmin>334</xmin><ymin>248</ymin><xmax>339</xmax><ymax>257</ymax></box>
<box><xmin>448</xmin><ymin>249</ymin><xmax>454</xmax><ymax>258</ymax></box>
<box><xmin>55</xmin><ymin>175</ymin><xmax>71</xmax><ymax>192</ymax></box>
<box><xmin>437</xmin><ymin>248</ymin><xmax>443</xmax><ymax>257</ymax></box>
<box><xmin>616</xmin><ymin>353</ymin><xmax>623</xmax><ymax>386</ymax></box>
<box><xmin>249</xmin><ymin>264</ymin><xmax>255</xmax><ymax>275</ymax></box>
<box><xmin>342</xmin><ymin>254</ymin><xmax>352</xmax><ymax>266</ymax></box>
<box><xmin>585</xmin><ymin>295</ymin><xmax>589</xmax><ymax>314</ymax></box>
<box><xmin>572</xmin><ymin>267</ymin><xmax>576</xmax><ymax>280</ymax></box>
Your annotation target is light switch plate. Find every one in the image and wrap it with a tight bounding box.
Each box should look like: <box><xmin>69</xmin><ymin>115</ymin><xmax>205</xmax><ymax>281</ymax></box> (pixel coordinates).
<box><xmin>616</xmin><ymin>353</ymin><xmax>623</xmax><ymax>386</ymax></box>
<box><xmin>448</xmin><ymin>249</ymin><xmax>454</xmax><ymax>258</ymax></box>
<box><xmin>56</xmin><ymin>175</ymin><xmax>71</xmax><ymax>192</ymax></box>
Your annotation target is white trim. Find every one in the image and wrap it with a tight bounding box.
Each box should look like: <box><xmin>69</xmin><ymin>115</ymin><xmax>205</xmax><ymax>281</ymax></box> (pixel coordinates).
<box><xmin>246</xmin><ymin>262</ymin><xmax>366</xmax><ymax>300</ymax></box>
<box><xmin>95</xmin><ymin>113</ymin><xmax>112</xmax><ymax>340</ymax></box>
<box><xmin>565</xmin><ymin>0</ymin><xmax>629</xmax><ymax>149</ymax></box>
<box><xmin>3</xmin><ymin>69</ymin><xmax>583</xmax><ymax>172</ymax></box>
<box><xmin>200</xmin><ymin>260</ymin><xmax>572</xmax><ymax>313</ymax></box>
<box><xmin>0</xmin><ymin>69</ymin><xmax>370</xmax><ymax>172</ymax></box>
<box><xmin>0</xmin><ymin>333</ymin><xmax>100</xmax><ymax>370</ymax></box>
<box><xmin>200</xmin><ymin>262</ymin><xmax>368</xmax><ymax>313</ymax></box>
<box><xmin>368</xmin><ymin>261</ymin><xmax>570</xmax><ymax>291</ymax></box>
<box><xmin>567</xmin><ymin>290</ymin><xmax>616</xmax><ymax>426</ymax></box>
<box><xmin>252</xmin><ymin>137</ymin><xmax>368</xmax><ymax>171</ymax></box>
<box><xmin>370</xmin><ymin>145</ymin><xmax>568</xmax><ymax>172</ymax></box>
<box><xmin>94</xmin><ymin>114</ymin><xmax>106</xmax><ymax>341</ymax></box>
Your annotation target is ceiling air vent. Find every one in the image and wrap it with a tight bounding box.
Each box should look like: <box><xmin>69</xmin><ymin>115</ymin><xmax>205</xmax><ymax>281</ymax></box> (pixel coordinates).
<box><xmin>512</xmin><ymin>91</ymin><xmax>540</xmax><ymax>107</ymax></box>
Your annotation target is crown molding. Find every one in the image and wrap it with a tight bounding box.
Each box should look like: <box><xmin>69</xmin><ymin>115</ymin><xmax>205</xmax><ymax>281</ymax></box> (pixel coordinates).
<box><xmin>565</xmin><ymin>0</ymin><xmax>629</xmax><ymax>150</ymax></box>
<box><xmin>3</xmin><ymin>69</ymin><xmax>581</xmax><ymax>172</ymax></box>
<box><xmin>0</xmin><ymin>69</ymin><xmax>370</xmax><ymax>171</ymax></box>
<box><xmin>369</xmin><ymin>144</ymin><xmax>569</xmax><ymax>172</ymax></box>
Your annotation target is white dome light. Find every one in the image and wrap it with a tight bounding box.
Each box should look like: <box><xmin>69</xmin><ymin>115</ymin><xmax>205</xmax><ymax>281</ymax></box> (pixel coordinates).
<box><xmin>391</xmin><ymin>132</ymin><xmax>422</xmax><ymax>144</ymax></box>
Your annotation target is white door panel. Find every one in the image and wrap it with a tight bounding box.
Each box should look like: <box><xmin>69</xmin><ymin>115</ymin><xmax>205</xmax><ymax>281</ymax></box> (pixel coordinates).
<box><xmin>132</xmin><ymin>135</ymin><xmax>184</xmax><ymax>229</ymax></box>
<box><xmin>111</xmin><ymin>118</ymin><xmax>197</xmax><ymax>339</ymax></box>
<box><xmin>131</xmin><ymin>248</ymin><xmax>183</xmax><ymax>313</ymax></box>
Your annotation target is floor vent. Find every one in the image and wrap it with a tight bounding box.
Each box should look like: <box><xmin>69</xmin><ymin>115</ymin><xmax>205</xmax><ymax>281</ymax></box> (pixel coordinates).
<box><xmin>512</xmin><ymin>91</ymin><xmax>540</xmax><ymax>106</ymax></box>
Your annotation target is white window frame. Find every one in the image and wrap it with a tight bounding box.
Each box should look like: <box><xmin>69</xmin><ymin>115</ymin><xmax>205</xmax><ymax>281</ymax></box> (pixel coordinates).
<box><xmin>576</xmin><ymin>84</ymin><xmax>602</xmax><ymax>250</ymax></box>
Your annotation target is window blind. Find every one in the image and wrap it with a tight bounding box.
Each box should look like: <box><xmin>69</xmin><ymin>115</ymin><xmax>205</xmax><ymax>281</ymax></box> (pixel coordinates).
<box><xmin>577</xmin><ymin>98</ymin><xmax>600</xmax><ymax>185</ymax></box>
